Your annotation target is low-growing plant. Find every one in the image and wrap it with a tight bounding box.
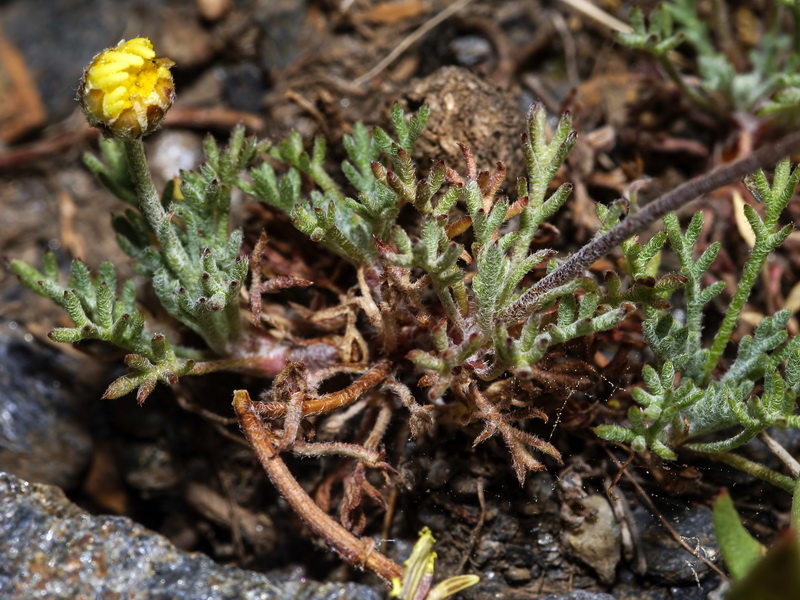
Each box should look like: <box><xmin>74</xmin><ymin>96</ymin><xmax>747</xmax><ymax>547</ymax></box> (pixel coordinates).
<box><xmin>620</xmin><ymin>0</ymin><xmax>800</xmax><ymax>121</ymax></box>
<box><xmin>596</xmin><ymin>160</ymin><xmax>800</xmax><ymax>491</ymax></box>
<box><xmin>11</xmin><ymin>33</ymin><xmax>800</xmax><ymax>593</ymax></box>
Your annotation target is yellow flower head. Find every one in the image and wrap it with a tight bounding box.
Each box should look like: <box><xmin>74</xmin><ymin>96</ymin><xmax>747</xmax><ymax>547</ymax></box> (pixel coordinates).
<box><xmin>79</xmin><ymin>38</ymin><xmax>175</xmax><ymax>139</ymax></box>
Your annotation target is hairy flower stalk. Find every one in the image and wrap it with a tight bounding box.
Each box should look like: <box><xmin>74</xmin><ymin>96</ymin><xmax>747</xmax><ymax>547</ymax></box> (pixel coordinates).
<box><xmin>79</xmin><ymin>39</ymin><xmax>190</xmax><ymax>315</ymax></box>
<box><xmin>79</xmin><ymin>38</ymin><xmax>181</xmax><ymax>258</ymax></box>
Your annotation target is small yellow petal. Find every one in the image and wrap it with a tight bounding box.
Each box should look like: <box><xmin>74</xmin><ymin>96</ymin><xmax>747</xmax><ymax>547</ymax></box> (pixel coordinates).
<box><xmin>102</xmin><ymin>50</ymin><xmax>145</xmax><ymax>67</ymax></box>
<box><xmin>117</xmin><ymin>38</ymin><xmax>156</xmax><ymax>59</ymax></box>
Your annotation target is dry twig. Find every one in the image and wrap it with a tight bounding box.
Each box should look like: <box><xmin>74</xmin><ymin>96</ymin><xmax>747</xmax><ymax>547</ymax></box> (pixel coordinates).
<box><xmin>352</xmin><ymin>0</ymin><xmax>475</xmax><ymax>87</ymax></box>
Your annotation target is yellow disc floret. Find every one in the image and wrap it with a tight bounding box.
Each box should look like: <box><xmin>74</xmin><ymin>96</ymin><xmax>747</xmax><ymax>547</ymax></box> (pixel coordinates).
<box><xmin>79</xmin><ymin>38</ymin><xmax>175</xmax><ymax>139</ymax></box>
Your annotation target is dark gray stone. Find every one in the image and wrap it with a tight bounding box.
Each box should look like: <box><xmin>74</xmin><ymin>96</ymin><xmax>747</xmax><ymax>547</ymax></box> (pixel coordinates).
<box><xmin>488</xmin><ymin>511</ymin><xmax>520</xmax><ymax>542</ymax></box>
<box><xmin>634</xmin><ymin>504</ymin><xmax>719</xmax><ymax>585</ymax></box>
<box><xmin>0</xmin><ymin>471</ymin><xmax>381</xmax><ymax>600</ymax></box>
<box><xmin>254</xmin><ymin>0</ymin><xmax>307</xmax><ymax>74</ymax></box>
<box><xmin>504</xmin><ymin>543</ymin><xmax>538</xmax><ymax>568</ymax></box>
<box><xmin>473</xmin><ymin>538</ymin><xmax>504</xmax><ymax>567</ymax></box>
<box><xmin>219</xmin><ymin>63</ymin><xmax>268</xmax><ymax>114</ymax></box>
<box><xmin>0</xmin><ymin>324</ymin><xmax>94</xmax><ymax>489</ymax></box>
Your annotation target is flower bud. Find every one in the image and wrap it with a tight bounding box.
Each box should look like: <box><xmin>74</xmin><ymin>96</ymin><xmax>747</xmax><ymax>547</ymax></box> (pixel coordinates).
<box><xmin>79</xmin><ymin>38</ymin><xmax>174</xmax><ymax>140</ymax></box>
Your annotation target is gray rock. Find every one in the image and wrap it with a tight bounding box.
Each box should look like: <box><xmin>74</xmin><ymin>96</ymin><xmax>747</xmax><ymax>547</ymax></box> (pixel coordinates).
<box><xmin>0</xmin><ymin>471</ymin><xmax>381</xmax><ymax>600</ymax></box>
<box><xmin>539</xmin><ymin>591</ymin><xmax>617</xmax><ymax>600</ymax></box>
<box><xmin>254</xmin><ymin>0</ymin><xmax>308</xmax><ymax>74</ymax></box>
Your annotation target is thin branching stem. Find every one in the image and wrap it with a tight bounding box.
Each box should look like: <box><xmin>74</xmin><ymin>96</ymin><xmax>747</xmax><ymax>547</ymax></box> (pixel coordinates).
<box><xmin>501</xmin><ymin>129</ymin><xmax>800</xmax><ymax>323</ymax></box>
<box><xmin>759</xmin><ymin>431</ymin><xmax>800</xmax><ymax>478</ymax></box>
<box><xmin>691</xmin><ymin>448</ymin><xmax>795</xmax><ymax>492</ymax></box>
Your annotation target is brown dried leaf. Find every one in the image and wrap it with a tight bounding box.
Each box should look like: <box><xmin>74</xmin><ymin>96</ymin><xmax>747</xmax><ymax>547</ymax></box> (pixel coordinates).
<box><xmin>352</xmin><ymin>0</ymin><xmax>425</xmax><ymax>25</ymax></box>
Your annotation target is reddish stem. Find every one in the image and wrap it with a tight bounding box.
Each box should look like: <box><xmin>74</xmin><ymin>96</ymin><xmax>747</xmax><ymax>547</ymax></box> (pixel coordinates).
<box><xmin>252</xmin><ymin>359</ymin><xmax>392</xmax><ymax>419</ymax></box>
<box><xmin>233</xmin><ymin>390</ymin><xmax>404</xmax><ymax>584</ymax></box>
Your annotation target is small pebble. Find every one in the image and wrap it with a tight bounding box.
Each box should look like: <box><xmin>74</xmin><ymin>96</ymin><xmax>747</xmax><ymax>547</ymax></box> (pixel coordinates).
<box><xmin>197</xmin><ymin>0</ymin><xmax>231</xmax><ymax>21</ymax></box>
<box><xmin>149</xmin><ymin>131</ymin><xmax>204</xmax><ymax>183</ymax></box>
<box><xmin>504</xmin><ymin>566</ymin><xmax>532</xmax><ymax>583</ymax></box>
<box><xmin>562</xmin><ymin>495</ymin><xmax>622</xmax><ymax>585</ymax></box>
<box><xmin>449</xmin><ymin>35</ymin><xmax>493</xmax><ymax>66</ymax></box>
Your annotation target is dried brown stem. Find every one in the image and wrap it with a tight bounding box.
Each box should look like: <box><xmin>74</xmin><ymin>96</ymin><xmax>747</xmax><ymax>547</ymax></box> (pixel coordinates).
<box><xmin>382</xmin><ymin>378</ymin><xmax>434</xmax><ymax>438</ymax></box>
<box><xmin>233</xmin><ymin>390</ymin><xmax>404</xmax><ymax>583</ymax></box>
<box><xmin>365</xmin><ymin>397</ymin><xmax>395</xmax><ymax>451</ymax></box>
<box><xmin>470</xmin><ymin>385</ymin><xmax>562</xmax><ymax>484</ymax></box>
<box><xmin>253</xmin><ymin>359</ymin><xmax>392</xmax><ymax>419</ymax></box>
<box><xmin>289</xmin><ymin>439</ymin><xmax>392</xmax><ymax>470</ymax></box>
<box><xmin>249</xmin><ymin>231</ymin><xmax>313</xmax><ymax>328</ymax></box>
